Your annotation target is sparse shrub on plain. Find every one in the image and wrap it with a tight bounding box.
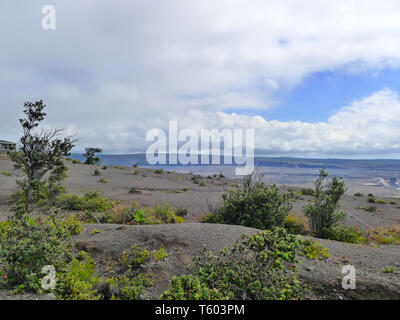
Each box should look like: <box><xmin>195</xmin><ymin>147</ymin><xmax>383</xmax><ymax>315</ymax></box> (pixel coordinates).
<box><xmin>299</xmin><ymin>238</ymin><xmax>330</xmax><ymax>260</ymax></box>
<box><xmin>366</xmin><ymin>225</ymin><xmax>400</xmax><ymax>245</ymax></box>
<box><xmin>357</xmin><ymin>206</ymin><xmax>377</xmax><ymax>212</ymax></box>
<box><xmin>284</xmin><ymin>214</ymin><xmax>309</xmax><ymax>235</ymax></box>
<box><xmin>368</xmin><ymin>197</ymin><xmax>376</xmax><ymax>203</ymax></box>
<box><xmin>129</xmin><ymin>187</ymin><xmax>141</xmax><ymax>194</ymax></box>
<box><xmin>304</xmin><ymin>169</ymin><xmax>347</xmax><ymax>239</ymax></box>
<box><xmin>57</xmin><ymin>190</ymin><xmax>115</xmax><ymax>212</ymax></box>
<box><xmin>97</xmin><ymin>203</ymin><xmax>184</xmax><ymax>225</ymax></box>
<box><xmin>202</xmin><ymin>174</ymin><xmax>292</xmax><ymax>230</ymax></box>
<box><xmin>324</xmin><ymin>225</ymin><xmax>366</xmax><ymax>244</ymax></box>
<box><xmin>175</xmin><ymin>207</ymin><xmax>188</xmax><ymax>217</ymax></box>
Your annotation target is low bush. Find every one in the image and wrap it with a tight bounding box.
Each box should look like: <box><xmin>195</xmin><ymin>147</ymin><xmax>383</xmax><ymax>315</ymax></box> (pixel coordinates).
<box><xmin>97</xmin><ymin>203</ymin><xmax>184</xmax><ymax>225</ymax></box>
<box><xmin>57</xmin><ymin>190</ymin><xmax>115</xmax><ymax>212</ymax></box>
<box><xmin>202</xmin><ymin>174</ymin><xmax>292</xmax><ymax>230</ymax></box>
<box><xmin>325</xmin><ymin>225</ymin><xmax>366</xmax><ymax>244</ymax></box>
<box><xmin>366</xmin><ymin>225</ymin><xmax>400</xmax><ymax>245</ymax></box>
<box><xmin>161</xmin><ymin>275</ymin><xmax>228</xmax><ymax>300</ymax></box>
<box><xmin>128</xmin><ymin>187</ymin><xmax>141</xmax><ymax>194</ymax></box>
<box><xmin>354</xmin><ymin>192</ymin><xmax>363</xmax><ymax>197</ymax></box>
<box><xmin>382</xmin><ymin>266</ymin><xmax>397</xmax><ymax>274</ymax></box>
<box><xmin>175</xmin><ymin>207</ymin><xmax>188</xmax><ymax>217</ymax></box>
<box><xmin>0</xmin><ymin>215</ymin><xmax>74</xmax><ymax>293</ymax></box>
<box><xmin>301</xmin><ymin>188</ymin><xmax>315</xmax><ymax>196</ymax></box>
<box><xmin>56</xmin><ymin>251</ymin><xmax>100</xmax><ymax>300</ymax></box>
<box><xmin>165</xmin><ymin>228</ymin><xmax>303</xmax><ymax>300</ymax></box>
<box><xmin>357</xmin><ymin>206</ymin><xmax>377</xmax><ymax>212</ymax></box>
<box><xmin>299</xmin><ymin>238</ymin><xmax>330</xmax><ymax>260</ymax></box>
<box><xmin>12</xmin><ymin>182</ymin><xmax>66</xmax><ymax>209</ymax></box>
<box><xmin>284</xmin><ymin>214</ymin><xmax>309</xmax><ymax>235</ymax></box>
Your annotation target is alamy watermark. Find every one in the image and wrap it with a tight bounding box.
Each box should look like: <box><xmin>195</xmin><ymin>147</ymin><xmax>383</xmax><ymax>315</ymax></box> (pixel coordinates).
<box><xmin>41</xmin><ymin>5</ymin><xmax>56</xmax><ymax>30</ymax></box>
<box><xmin>41</xmin><ymin>265</ymin><xmax>56</xmax><ymax>290</ymax></box>
<box><xmin>341</xmin><ymin>265</ymin><xmax>356</xmax><ymax>290</ymax></box>
<box><xmin>146</xmin><ymin>121</ymin><xmax>254</xmax><ymax>176</ymax></box>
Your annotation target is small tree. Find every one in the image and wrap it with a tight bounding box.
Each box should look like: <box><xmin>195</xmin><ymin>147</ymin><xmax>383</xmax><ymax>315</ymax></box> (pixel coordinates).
<box><xmin>83</xmin><ymin>148</ymin><xmax>102</xmax><ymax>165</ymax></box>
<box><xmin>203</xmin><ymin>174</ymin><xmax>292</xmax><ymax>230</ymax></box>
<box><xmin>304</xmin><ymin>169</ymin><xmax>347</xmax><ymax>238</ymax></box>
<box><xmin>8</xmin><ymin>100</ymin><xmax>74</xmax><ymax>212</ymax></box>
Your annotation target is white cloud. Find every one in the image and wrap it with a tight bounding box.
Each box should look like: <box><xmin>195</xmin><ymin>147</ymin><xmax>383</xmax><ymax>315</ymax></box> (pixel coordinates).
<box><xmin>196</xmin><ymin>89</ymin><xmax>400</xmax><ymax>156</ymax></box>
<box><xmin>2</xmin><ymin>1</ymin><xmax>400</xmax><ymax>155</ymax></box>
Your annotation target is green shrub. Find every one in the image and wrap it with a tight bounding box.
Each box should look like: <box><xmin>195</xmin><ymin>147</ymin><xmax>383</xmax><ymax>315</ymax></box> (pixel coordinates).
<box><xmin>129</xmin><ymin>187</ymin><xmax>141</xmax><ymax>194</ymax></box>
<box><xmin>366</xmin><ymin>225</ymin><xmax>400</xmax><ymax>245</ymax></box>
<box><xmin>97</xmin><ymin>203</ymin><xmax>184</xmax><ymax>225</ymax></box>
<box><xmin>0</xmin><ymin>171</ymin><xmax>11</xmax><ymax>176</ymax></box>
<box><xmin>382</xmin><ymin>266</ymin><xmax>397</xmax><ymax>274</ymax></box>
<box><xmin>284</xmin><ymin>214</ymin><xmax>309</xmax><ymax>235</ymax></box>
<box><xmin>368</xmin><ymin>197</ymin><xmax>376</xmax><ymax>203</ymax></box>
<box><xmin>357</xmin><ymin>206</ymin><xmax>377</xmax><ymax>212</ymax></box>
<box><xmin>301</xmin><ymin>188</ymin><xmax>315</xmax><ymax>196</ymax></box>
<box><xmin>12</xmin><ymin>181</ymin><xmax>66</xmax><ymax>209</ymax></box>
<box><xmin>161</xmin><ymin>275</ymin><xmax>228</xmax><ymax>300</ymax></box>
<box><xmin>57</xmin><ymin>190</ymin><xmax>114</xmax><ymax>212</ymax></box>
<box><xmin>376</xmin><ymin>199</ymin><xmax>386</xmax><ymax>204</ymax></box>
<box><xmin>186</xmin><ymin>228</ymin><xmax>303</xmax><ymax>300</ymax></box>
<box><xmin>93</xmin><ymin>169</ymin><xmax>100</xmax><ymax>176</ymax></box>
<box><xmin>299</xmin><ymin>238</ymin><xmax>330</xmax><ymax>260</ymax></box>
<box><xmin>325</xmin><ymin>226</ymin><xmax>366</xmax><ymax>244</ymax></box>
<box><xmin>0</xmin><ymin>215</ymin><xmax>73</xmax><ymax>293</ymax></box>
<box><xmin>98</xmin><ymin>178</ymin><xmax>109</xmax><ymax>183</ymax></box>
<box><xmin>354</xmin><ymin>192</ymin><xmax>363</xmax><ymax>197</ymax></box>
<box><xmin>89</xmin><ymin>228</ymin><xmax>102</xmax><ymax>235</ymax></box>
<box><xmin>175</xmin><ymin>207</ymin><xmax>188</xmax><ymax>217</ymax></box>
<box><xmin>155</xmin><ymin>169</ymin><xmax>163</xmax><ymax>174</ymax></box>
<box><xmin>304</xmin><ymin>169</ymin><xmax>347</xmax><ymax>239</ymax></box>
<box><xmin>56</xmin><ymin>251</ymin><xmax>100</xmax><ymax>300</ymax></box>
<box><xmin>202</xmin><ymin>174</ymin><xmax>292</xmax><ymax>230</ymax></box>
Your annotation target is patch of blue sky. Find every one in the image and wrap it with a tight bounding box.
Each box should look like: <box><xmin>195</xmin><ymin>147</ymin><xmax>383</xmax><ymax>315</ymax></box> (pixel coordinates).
<box><xmin>224</xmin><ymin>67</ymin><xmax>400</xmax><ymax>123</ymax></box>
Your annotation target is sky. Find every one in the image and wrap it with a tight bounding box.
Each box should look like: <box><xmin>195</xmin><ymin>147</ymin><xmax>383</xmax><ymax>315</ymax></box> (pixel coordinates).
<box><xmin>2</xmin><ymin>0</ymin><xmax>400</xmax><ymax>158</ymax></box>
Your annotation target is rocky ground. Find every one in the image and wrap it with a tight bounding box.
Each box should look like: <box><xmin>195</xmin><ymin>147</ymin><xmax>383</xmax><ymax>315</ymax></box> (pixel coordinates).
<box><xmin>0</xmin><ymin>155</ymin><xmax>399</xmax><ymax>300</ymax></box>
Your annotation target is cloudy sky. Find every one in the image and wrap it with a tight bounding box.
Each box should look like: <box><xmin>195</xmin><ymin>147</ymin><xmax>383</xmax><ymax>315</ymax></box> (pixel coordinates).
<box><xmin>2</xmin><ymin>0</ymin><xmax>400</xmax><ymax>158</ymax></box>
